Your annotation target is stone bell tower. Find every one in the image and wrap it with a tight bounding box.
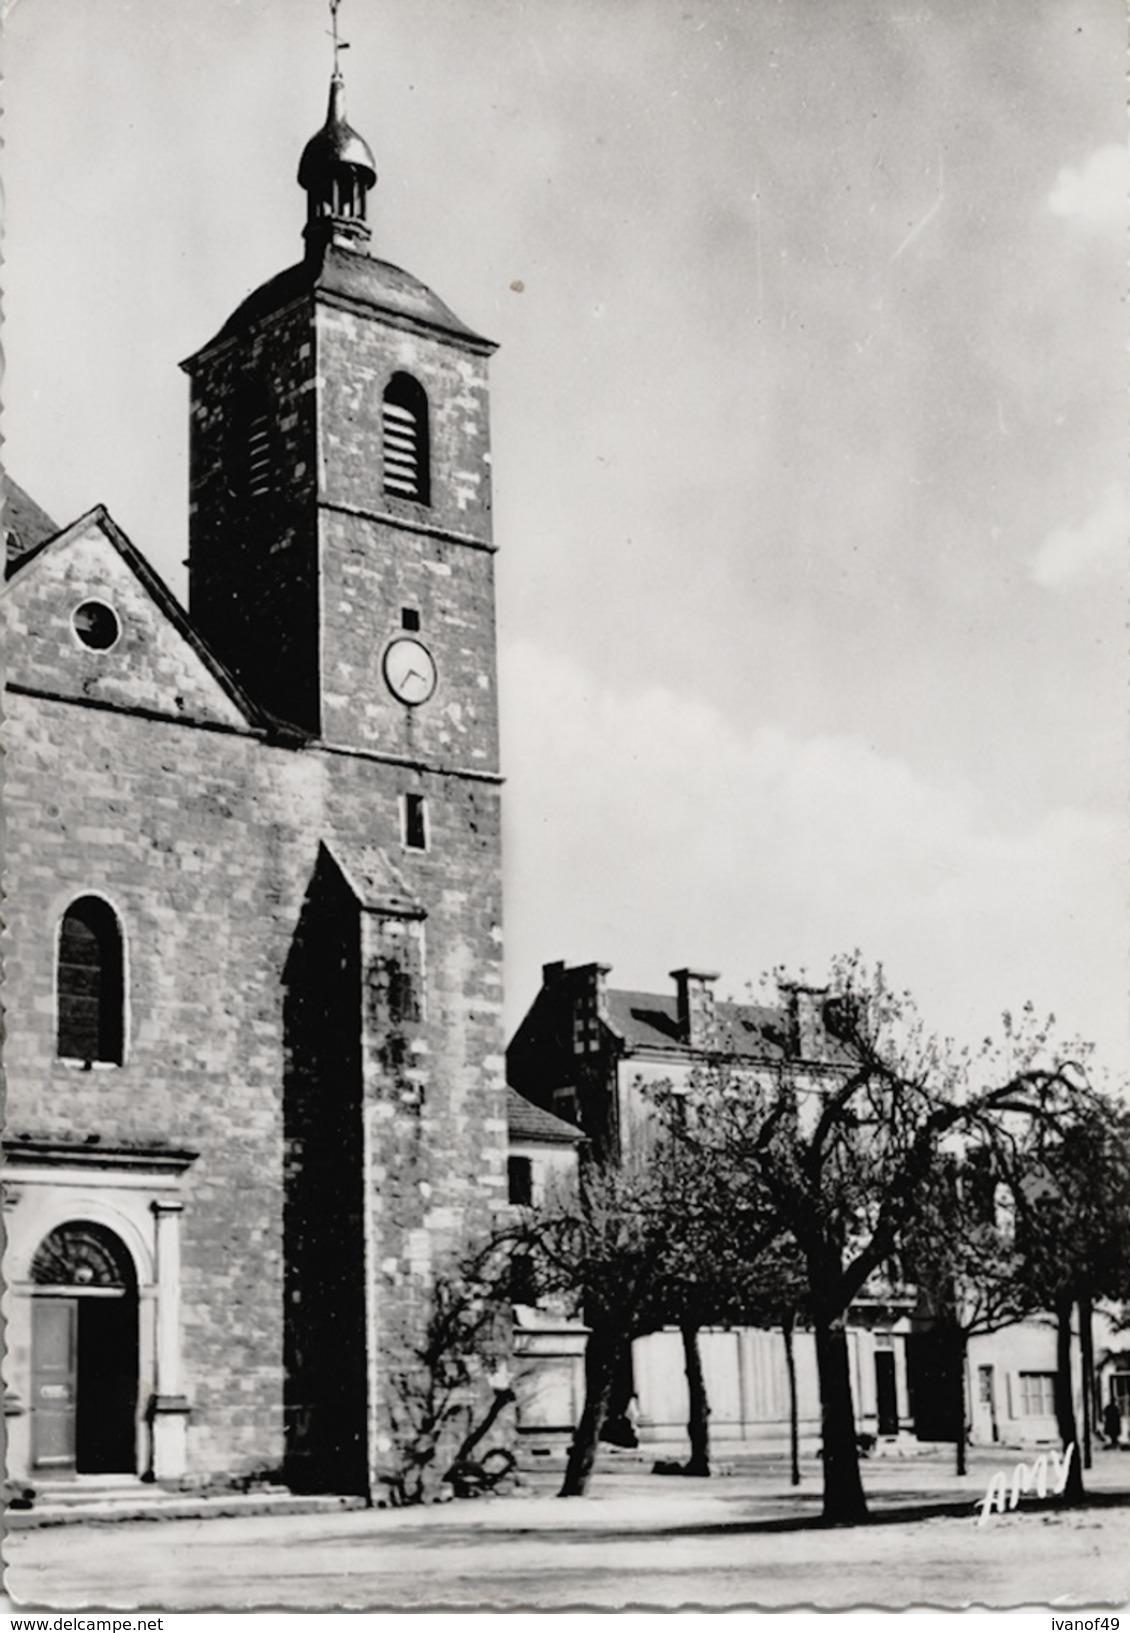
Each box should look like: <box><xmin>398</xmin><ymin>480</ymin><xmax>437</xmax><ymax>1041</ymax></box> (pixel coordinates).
<box><xmin>181</xmin><ymin>35</ymin><xmax>508</xmax><ymax>1494</ymax></box>
<box><xmin>183</xmin><ymin>61</ymin><xmax>499</xmax><ymax>774</ymax></box>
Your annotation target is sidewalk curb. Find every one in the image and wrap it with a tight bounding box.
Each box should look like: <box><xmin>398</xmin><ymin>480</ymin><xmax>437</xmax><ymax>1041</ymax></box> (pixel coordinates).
<box><xmin>6</xmin><ymin>1492</ymin><xmax>368</xmax><ymax>1531</ymax></box>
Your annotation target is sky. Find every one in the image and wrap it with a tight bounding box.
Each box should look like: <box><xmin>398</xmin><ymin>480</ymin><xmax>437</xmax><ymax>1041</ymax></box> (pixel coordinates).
<box><xmin>4</xmin><ymin>0</ymin><xmax>1127</xmax><ymax>1071</ymax></box>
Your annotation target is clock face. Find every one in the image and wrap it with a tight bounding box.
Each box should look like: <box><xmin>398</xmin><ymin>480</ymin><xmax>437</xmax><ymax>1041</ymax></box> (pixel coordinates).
<box><xmin>383</xmin><ymin>637</ymin><xmax>437</xmax><ymax>705</ymax></box>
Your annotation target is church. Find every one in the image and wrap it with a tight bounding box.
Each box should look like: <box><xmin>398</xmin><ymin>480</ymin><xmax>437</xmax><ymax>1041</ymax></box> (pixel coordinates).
<box><xmin>7</xmin><ymin>34</ymin><xmax>1128</xmax><ymax>1504</ymax></box>
<box><xmin>3</xmin><ymin>62</ymin><xmax>512</xmax><ymax>1497</ymax></box>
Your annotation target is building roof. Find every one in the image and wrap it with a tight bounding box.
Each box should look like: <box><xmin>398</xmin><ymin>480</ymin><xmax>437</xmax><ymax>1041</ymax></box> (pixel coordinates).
<box><xmin>298</xmin><ymin>74</ymin><xmax>377</xmax><ymax>192</ymax></box>
<box><xmin>183</xmin><ymin>244</ymin><xmax>495</xmax><ymax>367</ymax></box>
<box><xmin>323</xmin><ymin>841</ymin><xmax>425</xmax><ymax>918</ymax></box>
<box><xmin>507</xmin><ymin>1086</ymin><xmax>584</xmax><ymax>1145</ymax></box>
<box><xmin>3</xmin><ymin>502</ymin><xmax>266</xmax><ymax>731</ymax></box>
<box><xmin>605</xmin><ymin>989</ymin><xmax>789</xmax><ymax>1059</ymax></box>
<box><xmin>4</xmin><ymin>479</ymin><xmax>59</xmax><ymax>575</ymax></box>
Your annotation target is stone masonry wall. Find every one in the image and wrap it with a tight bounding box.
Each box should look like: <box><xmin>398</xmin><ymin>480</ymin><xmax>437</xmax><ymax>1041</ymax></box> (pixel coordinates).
<box><xmin>3</xmin><ymin>678</ymin><xmax>507</xmax><ymax>1483</ymax></box>
<box><xmin>316</xmin><ymin>302</ymin><xmax>498</xmax><ymax>764</ymax></box>
<box><xmin>186</xmin><ymin>298</ymin><xmax>321</xmax><ymax>732</ymax></box>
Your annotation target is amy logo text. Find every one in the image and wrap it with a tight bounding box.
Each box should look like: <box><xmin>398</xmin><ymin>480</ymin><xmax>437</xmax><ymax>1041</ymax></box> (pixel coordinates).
<box><xmin>976</xmin><ymin>1443</ymin><xmax>1075</xmax><ymax>1525</ymax></box>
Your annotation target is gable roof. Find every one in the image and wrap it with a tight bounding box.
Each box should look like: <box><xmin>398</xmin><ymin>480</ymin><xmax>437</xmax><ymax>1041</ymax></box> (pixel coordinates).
<box><xmin>323</xmin><ymin>840</ymin><xmax>426</xmax><ymax>918</ymax></box>
<box><xmin>605</xmin><ymin>989</ymin><xmax>790</xmax><ymax>1059</ymax></box>
<box><xmin>3</xmin><ymin>504</ymin><xmax>264</xmax><ymax>730</ymax></box>
<box><xmin>4</xmin><ymin>478</ymin><xmax>60</xmax><ymax>575</ymax></box>
<box><xmin>507</xmin><ymin>1086</ymin><xmax>584</xmax><ymax>1146</ymax></box>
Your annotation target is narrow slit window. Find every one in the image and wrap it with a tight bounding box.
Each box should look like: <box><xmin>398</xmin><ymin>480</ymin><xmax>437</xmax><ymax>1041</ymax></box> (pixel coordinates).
<box><xmin>57</xmin><ymin>896</ymin><xmax>125</xmax><ymax>1065</ymax></box>
<box><xmin>382</xmin><ymin>374</ymin><xmax>430</xmax><ymax>505</ymax></box>
<box><xmin>401</xmin><ymin>607</ymin><xmax>420</xmax><ymax>632</ymax></box>
<box><xmin>403</xmin><ymin>793</ymin><xmax>427</xmax><ymax>851</ymax></box>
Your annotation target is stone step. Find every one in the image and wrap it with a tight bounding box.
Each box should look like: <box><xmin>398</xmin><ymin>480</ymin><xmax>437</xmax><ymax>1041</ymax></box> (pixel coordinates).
<box><xmin>6</xmin><ymin>1487</ymin><xmax>366</xmax><ymax>1530</ymax></box>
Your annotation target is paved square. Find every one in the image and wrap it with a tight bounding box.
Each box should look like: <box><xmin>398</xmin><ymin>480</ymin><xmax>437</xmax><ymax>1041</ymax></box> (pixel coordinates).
<box><xmin>7</xmin><ymin>1449</ymin><xmax>1130</xmax><ymax>1611</ymax></box>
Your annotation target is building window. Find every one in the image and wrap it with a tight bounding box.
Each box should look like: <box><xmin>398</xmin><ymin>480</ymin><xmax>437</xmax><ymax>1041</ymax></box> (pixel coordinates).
<box><xmin>508</xmin><ymin>1156</ymin><xmax>534</xmax><ymax>1207</ymax></box>
<box><xmin>572</xmin><ymin>994</ymin><xmax>601</xmax><ymax>1055</ymax></box>
<box><xmin>57</xmin><ymin>896</ymin><xmax>125</xmax><ymax>1065</ymax></box>
<box><xmin>1018</xmin><ymin>1372</ymin><xmax>1056</xmax><ymax>1416</ymax></box>
<box><xmin>1109</xmin><ymin>1372</ymin><xmax>1130</xmax><ymax>1413</ymax></box>
<box><xmin>403</xmin><ymin>793</ymin><xmax>427</xmax><ymax>851</ymax></box>
<box><xmin>246</xmin><ymin>411</ymin><xmax>272</xmax><ymax>498</ymax></box>
<box><xmin>72</xmin><ymin>601</ymin><xmax>120</xmax><ymax>652</ymax></box>
<box><xmin>382</xmin><ymin>373</ymin><xmax>430</xmax><ymax>504</ymax></box>
<box><xmin>401</xmin><ymin>607</ymin><xmax>420</xmax><ymax>631</ymax></box>
<box><xmin>510</xmin><ymin>1249</ymin><xmax>538</xmax><ymax>1305</ymax></box>
<box><xmin>225</xmin><ymin>386</ymin><xmax>272</xmax><ymax>501</ymax></box>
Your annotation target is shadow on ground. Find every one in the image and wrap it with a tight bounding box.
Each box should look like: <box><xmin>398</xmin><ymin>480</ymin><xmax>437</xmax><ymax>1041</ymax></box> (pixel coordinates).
<box><xmin>390</xmin><ymin>1487</ymin><xmax>1130</xmax><ymax>1549</ymax></box>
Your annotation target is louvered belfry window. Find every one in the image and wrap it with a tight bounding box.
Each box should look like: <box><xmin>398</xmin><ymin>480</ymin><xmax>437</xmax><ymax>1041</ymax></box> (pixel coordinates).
<box><xmin>57</xmin><ymin>896</ymin><xmax>125</xmax><ymax>1065</ymax></box>
<box><xmin>246</xmin><ymin>412</ymin><xmax>272</xmax><ymax>498</ymax></box>
<box><xmin>382</xmin><ymin>373</ymin><xmax>430</xmax><ymax>504</ymax></box>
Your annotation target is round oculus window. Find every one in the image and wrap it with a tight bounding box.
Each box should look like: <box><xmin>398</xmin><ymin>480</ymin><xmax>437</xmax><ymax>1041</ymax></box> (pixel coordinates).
<box><xmin>72</xmin><ymin>600</ymin><xmax>120</xmax><ymax>651</ymax></box>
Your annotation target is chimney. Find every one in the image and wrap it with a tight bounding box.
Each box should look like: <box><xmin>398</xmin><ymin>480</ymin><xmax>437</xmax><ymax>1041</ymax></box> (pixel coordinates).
<box><xmin>542</xmin><ymin>960</ymin><xmax>567</xmax><ymax>987</ymax></box>
<box><xmin>670</xmin><ymin>968</ymin><xmax>720</xmax><ymax>1049</ymax></box>
<box><xmin>570</xmin><ymin>962</ymin><xmax>611</xmax><ymax>1056</ymax></box>
<box><xmin>576</xmin><ymin>962</ymin><xmax>611</xmax><ymax>1024</ymax></box>
<box><xmin>781</xmin><ymin>983</ymin><xmax>828</xmax><ymax>1061</ymax></box>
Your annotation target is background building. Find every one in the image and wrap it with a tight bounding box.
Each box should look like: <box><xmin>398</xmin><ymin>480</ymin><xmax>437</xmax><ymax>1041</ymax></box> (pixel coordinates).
<box><xmin>507</xmin><ymin>960</ymin><xmax>1130</xmax><ymax>1452</ymax></box>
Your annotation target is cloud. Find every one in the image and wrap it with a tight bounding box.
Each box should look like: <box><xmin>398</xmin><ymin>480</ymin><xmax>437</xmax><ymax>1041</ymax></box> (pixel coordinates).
<box><xmin>1029</xmin><ymin>483</ymin><xmax>1128</xmax><ymax>588</ymax></box>
<box><xmin>501</xmin><ymin>642</ymin><xmax>1128</xmax><ymax>1069</ymax></box>
<box><xmin>1047</xmin><ymin>144</ymin><xmax>1130</xmax><ymax>235</ymax></box>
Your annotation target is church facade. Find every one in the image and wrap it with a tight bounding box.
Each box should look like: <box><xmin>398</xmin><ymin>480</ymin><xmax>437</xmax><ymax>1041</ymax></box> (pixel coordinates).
<box><xmin>3</xmin><ymin>70</ymin><xmax>510</xmax><ymax>1497</ymax></box>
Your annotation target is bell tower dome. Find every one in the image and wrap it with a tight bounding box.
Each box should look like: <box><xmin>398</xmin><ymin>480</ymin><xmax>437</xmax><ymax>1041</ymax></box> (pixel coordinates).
<box><xmin>298</xmin><ymin>71</ymin><xmax>377</xmax><ymax>259</ymax></box>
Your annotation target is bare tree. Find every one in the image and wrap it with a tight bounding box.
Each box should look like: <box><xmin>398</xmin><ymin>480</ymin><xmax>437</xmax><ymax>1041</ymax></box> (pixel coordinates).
<box><xmin>997</xmin><ymin>1086</ymin><xmax>1130</xmax><ymax>1502</ymax></box>
<box><xmin>516</xmin><ymin>1152</ymin><xmax>672</xmax><ymax>1498</ymax></box>
<box><xmin>381</xmin><ymin>1241</ymin><xmax>515</xmax><ymax>1505</ymax></box>
<box><xmin>901</xmin><ymin>1149</ymin><xmax>1031</xmax><ymax>1475</ymax></box>
<box><xmin>517</xmin><ymin>1138</ymin><xmax>787</xmax><ymax>1494</ymax></box>
<box><xmin>661</xmin><ymin>957</ymin><xmax>1091</xmax><ymax>1525</ymax></box>
<box><xmin>642</xmin><ymin>1127</ymin><xmax>789</xmax><ymax>1478</ymax></box>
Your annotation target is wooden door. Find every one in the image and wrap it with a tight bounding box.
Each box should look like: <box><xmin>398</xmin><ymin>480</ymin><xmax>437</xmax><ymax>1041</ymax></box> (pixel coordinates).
<box><xmin>76</xmin><ymin>1295</ymin><xmax>138</xmax><ymax>1473</ymax></box>
<box><xmin>978</xmin><ymin>1364</ymin><xmax>999</xmax><ymax>1441</ymax></box>
<box><xmin>875</xmin><ymin>1349</ymin><xmax>898</xmax><ymax>1436</ymax></box>
<box><xmin>31</xmin><ymin>1298</ymin><xmax>78</xmax><ymax>1470</ymax></box>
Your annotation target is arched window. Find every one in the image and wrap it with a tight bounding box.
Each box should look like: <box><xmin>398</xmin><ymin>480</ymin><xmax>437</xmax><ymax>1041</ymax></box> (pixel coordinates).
<box><xmin>382</xmin><ymin>373</ymin><xmax>430</xmax><ymax>505</ymax></box>
<box><xmin>57</xmin><ymin>896</ymin><xmax>125</xmax><ymax>1065</ymax></box>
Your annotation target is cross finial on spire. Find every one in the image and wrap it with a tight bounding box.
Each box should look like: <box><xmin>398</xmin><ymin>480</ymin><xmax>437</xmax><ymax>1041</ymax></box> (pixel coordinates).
<box><xmin>328</xmin><ymin>0</ymin><xmax>350</xmax><ymax>76</ymax></box>
<box><xmin>299</xmin><ymin>4</ymin><xmax>376</xmax><ymax>259</ymax></box>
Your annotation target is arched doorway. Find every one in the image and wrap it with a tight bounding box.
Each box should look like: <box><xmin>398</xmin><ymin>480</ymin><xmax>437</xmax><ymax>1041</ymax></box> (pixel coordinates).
<box><xmin>30</xmin><ymin>1222</ymin><xmax>139</xmax><ymax>1475</ymax></box>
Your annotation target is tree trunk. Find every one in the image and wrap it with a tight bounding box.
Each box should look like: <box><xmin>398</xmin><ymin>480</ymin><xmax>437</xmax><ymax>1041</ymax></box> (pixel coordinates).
<box><xmin>448</xmin><ymin>1386</ymin><xmax>515</xmax><ymax>1473</ymax></box>
<box><xmin>560</xmin><ymin>1323</ymin><xmax>621</xmax><ymax>1498</ymax></box>
<box><xmin>1053</xmin><ymin>1293</ymin><xmax>1085</xmax><ymax>1505</ymax></box>
<box><xmin>813</xmin><ymin>1312</ymin><xmax>868</xmax><ymax>1524</ymax></box>
<box><xmin>955</xmin><ymin>1331</ymin><xmax>968</xmax><ymax>1477</ymax></box>
<box><xmin>680</xmin><ymin>1320</ymin><xmax>711</xmax><ymax>1476</ymax></box>
<box><xmin>1079</xmin><ymin>1294</ymin><xmax>1095</xmax><ymax>1472</ymax></box>
<box><xmin>783</xmin><ymin>1313</ymin><xmax>800</xmax><ymax>1487</ymax></box>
